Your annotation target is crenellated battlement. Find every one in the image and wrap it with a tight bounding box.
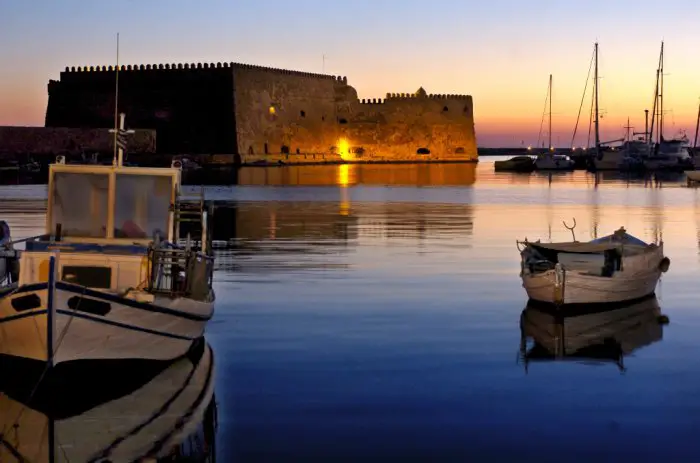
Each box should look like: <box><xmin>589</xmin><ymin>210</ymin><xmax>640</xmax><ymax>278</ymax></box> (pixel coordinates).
<box><xmin>359</xmin><ymin>98</ymin><xmax>386</xmax><ymax>104</ymax></box>
<box><xmin>60</xmin><ymin>62</ymin><xmax>348</xmax><ymax>83</ymax></box>
<box><xmin>383</xmin><ymin>92</ymin><xmax>471</xmax><ymax>101</ymax></box>
<box><xmin>359</xmin><ymin>91</ymin><xmax>471</xmax><ymax>105</ymax></box>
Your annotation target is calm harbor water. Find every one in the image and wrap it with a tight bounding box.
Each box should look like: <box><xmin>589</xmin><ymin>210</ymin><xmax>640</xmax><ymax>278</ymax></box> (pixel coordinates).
<box><xmin>3</xmin><ymin>159</ymin><xmax>700</xmax><ymax>461</ymax></box>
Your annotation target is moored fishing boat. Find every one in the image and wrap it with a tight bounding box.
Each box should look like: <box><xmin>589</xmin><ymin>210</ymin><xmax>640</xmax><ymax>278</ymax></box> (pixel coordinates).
<box><xmin>0</xmin><ymin>114</ymin><xmax>215</xmax><ymax>367</ymax></box>
<box><xmin>518</xmin><ymin>224</ymin><xmax>670</xmax><ymax>305</ymax></box>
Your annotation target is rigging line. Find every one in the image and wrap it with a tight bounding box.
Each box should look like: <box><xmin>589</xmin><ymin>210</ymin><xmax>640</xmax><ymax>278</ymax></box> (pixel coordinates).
<box><xmin>537</xmin><ymin>77</ymin><xmax>551</xmax><ymax>149</ymax></box>
<box><xmin>571</xmin><ymin>47</ymin><xmax>596</xmax><ymax>148</ymax></box>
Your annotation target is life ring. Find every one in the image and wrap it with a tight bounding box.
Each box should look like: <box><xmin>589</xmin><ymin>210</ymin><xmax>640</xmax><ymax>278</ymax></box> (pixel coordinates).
<box><xmin>658</xmin><ymin>257</ymin><xmax>671</xmax><ymax>273</ymax></box>
<box><xmin>0</xmin><ymin>221</ymin><xmax>10</xmax><ymax>246</ymax></box>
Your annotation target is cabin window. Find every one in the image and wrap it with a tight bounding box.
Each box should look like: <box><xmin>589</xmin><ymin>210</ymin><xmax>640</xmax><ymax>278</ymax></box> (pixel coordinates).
<box><xmin>63</xmin><ymin>265</ymin><xmax>112</xmax><ymax>289</ymax></box>
<box><xmin>417</xmin><ymin>148</ymin><xmax>431</xmax><ymax>155</ymax></box>
<box><xmin>51</xmin><ymin>172</ymin><xmax>109</xmax><ymax>238</ymax></box>
<box><xmin>114</xmin><ymin>174</ymin><xmax>172</xmax><ymax>239</ymax></box>
<box><xmin>281</xmin><ymin>145</ymin><xmax>290</xmax><ymax>154</ymax></box>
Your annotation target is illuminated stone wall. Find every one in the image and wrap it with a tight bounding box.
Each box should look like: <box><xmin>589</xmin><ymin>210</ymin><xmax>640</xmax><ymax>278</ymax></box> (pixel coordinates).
<box><xmin>43</xmin><ymin>63</ymin><xmax>478</xmax><ymax>163</ymax></box>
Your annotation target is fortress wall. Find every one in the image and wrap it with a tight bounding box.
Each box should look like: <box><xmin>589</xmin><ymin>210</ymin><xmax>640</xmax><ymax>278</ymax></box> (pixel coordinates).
<box><xmin>38</xmin><ymin>63</ymin><xmax>478</xmax><ymax>164</ymax></box>
<box><xmin>232</xmin><ymin>64</ymin><xmax>347</xmax><ymax>156</ymax></box>
<box><xmin>340</xmin><ymin>92</ymin><xmax>477</xmax><ymax>161</ymax></box>
<box><xmin>46</xmin><ymin>64</ymin><xmax>236</xmax><ymax>154</ymax></box>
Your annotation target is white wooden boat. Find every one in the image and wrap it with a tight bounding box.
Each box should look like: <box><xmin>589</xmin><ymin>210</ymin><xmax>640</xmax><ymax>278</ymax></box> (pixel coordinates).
<box><xmin>518</xmin><ymin>226</ymin><xmax>670</xmax><ymax>305</ymax></box>
<box><xmin>0</xmin><ymin>119</ymin><xmax>215</xmax><ymax>366</ymax></box>
<box><xmin>0</xmin><ymin>340</ymin><xmax>216</xmax><ymax>462</ymax></box>
<box><xmin>519</xmin><ymin>295</ymin><xmax>666</xmax><ymax>371</ymax></box>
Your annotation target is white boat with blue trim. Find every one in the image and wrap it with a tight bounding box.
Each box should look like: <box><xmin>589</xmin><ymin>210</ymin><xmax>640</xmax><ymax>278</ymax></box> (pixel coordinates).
<box><xmin>0</xmin><ymin>141</ymin><xmax>215</xmax><ymax>366</ymax></box>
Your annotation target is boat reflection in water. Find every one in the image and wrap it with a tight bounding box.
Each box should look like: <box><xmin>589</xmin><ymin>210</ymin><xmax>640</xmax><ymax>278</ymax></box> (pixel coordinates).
<box><xmin>518</xmin><ymin>295</ymin><xmax>668</xmax><ymax>373</ymax></box>
<box><xmin>0</xmin><ymin>339</ymin><xmax>216</xmax><ymax>462</ymax></box>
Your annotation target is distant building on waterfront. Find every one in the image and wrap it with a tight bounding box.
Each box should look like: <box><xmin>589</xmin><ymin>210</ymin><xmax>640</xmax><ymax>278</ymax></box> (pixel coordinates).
<box><xmin>1</xmin><ymin>62</ymin><xmax>478</xmax><ymax>164</ymax></box>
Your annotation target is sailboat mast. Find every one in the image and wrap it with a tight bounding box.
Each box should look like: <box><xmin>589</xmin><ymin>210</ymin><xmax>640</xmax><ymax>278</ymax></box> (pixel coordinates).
<box><xmin>549</xmin><ymin>74</ymin><xmax>552</xmax><ymax>150</ymax></box>
<box><xmin>594</xmin><ymin>42</ymin><xmax>600</xmax><ymax>155</ymax></box>
<box><xmin>659</xmin><ymin>41</ymin><xmax>664</xmax><ymax>141</ymax></box>
<box><xmin>694</xmin><ymin>100</ymin><xmax>700</xmax><ymax>149</ymax></box>
<box><xmin>649</xmin><ymin>43</ymin><xmax>660</xmax><ymax>147</ymax></box>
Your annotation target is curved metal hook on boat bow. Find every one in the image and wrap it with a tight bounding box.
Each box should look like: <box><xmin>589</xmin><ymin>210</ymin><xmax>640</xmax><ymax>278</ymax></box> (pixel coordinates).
<box><xmin>562</xmin><ymin>218</ymin><xmax>577</xmax><ymax>242</ymax></box>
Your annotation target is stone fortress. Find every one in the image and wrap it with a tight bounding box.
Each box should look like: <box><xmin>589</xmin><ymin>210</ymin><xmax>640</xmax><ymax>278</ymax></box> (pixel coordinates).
<box><xmin>37</xmin><ymin>62</ymin><xmax>478</xmax><ymax>164</ymax></box>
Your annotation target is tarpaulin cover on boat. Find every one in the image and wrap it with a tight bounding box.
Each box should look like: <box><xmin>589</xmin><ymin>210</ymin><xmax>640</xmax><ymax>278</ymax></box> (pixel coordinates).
<box><xmin>525</xmin><ymin>229</ymin><xmax>651</xmax><ymax>264</ymax></box>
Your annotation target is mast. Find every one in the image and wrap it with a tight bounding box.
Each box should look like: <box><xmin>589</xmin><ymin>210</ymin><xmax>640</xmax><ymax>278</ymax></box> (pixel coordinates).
<box><xmin>649</xmin><ymin>42</ymin><xmax>661</xmax><ymax>147</ymax></box>
<box><xmin>659</xmin><ymin>41</ymin><xmax>664</xmax><ymax>141</ymax></box>
<box><xmin>645</xmin><ymin>109</ymin><xmax>649</xmax><ymax>142</ymax></box>
<box><xmin>549</xmin><ymin>74</ymin><xmax>553</xmax><ymax>150</ymax></box>
<box><xmin>624</xmin><ymin>117</ymin><xmax>633</xmax><ymax>142</ymax></box>
<box><xmin>594</xmin><ymin>42</ymin><xmax>600</xmax><ymax>156</ymax></box>
<box><xmin>694</xmin><ymin>100</ymin><xmax>700</xmax><ymax>149</ymax></box>
<box><xmin>113</xmin><ymin>32</ymin><xmax>120</xmax><ymax>166</ymax></box>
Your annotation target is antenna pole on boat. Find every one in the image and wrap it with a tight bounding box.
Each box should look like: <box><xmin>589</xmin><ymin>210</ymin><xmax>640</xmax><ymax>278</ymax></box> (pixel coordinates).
<box><xmin>594</xmin><ymin>42</ymin><xmax>600</xmax><ymax>157</ymax></box>
<box><xmin>113</xmin><ymin>32</ymin><xmax>120</xmax><ymax>166</ymax></box>
<box><xmin>624</xmin><ymin>117</ymin><xmax>633</xmax><ymax>142</ymax></box>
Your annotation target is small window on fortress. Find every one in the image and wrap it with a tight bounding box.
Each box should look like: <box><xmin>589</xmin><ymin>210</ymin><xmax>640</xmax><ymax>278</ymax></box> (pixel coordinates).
<box><xmin>463</xmin><ymin>105</ymin><xmax>469</xmax><ymax>113</ymax></box>
<box><xmin>417</xmin><ymin>148</ymin><xmax>431</xmax><ymax>155</ymax></box>
<box><xmin>442</xmin><ymin>106</ymin><xmax>449</xmax><ymax>112</ymax></box>
<box><xmin>339</xmin><ymin>118</ymin><xmax>348</xmax><ymax>124</ymax></box>
<box><xmin>455</xmin><ymin>147</ymin><xmax>465</xmax><ymax>154</ymax></box>
<box><xmin>300</xmin><ymin>110</ymin><xmax>306</xmax><ymax>118</ymax></box>
<box><xmin>322</xmin><ymin>116</ymin><xmax>326</xmax><ymax>121</ymax></box>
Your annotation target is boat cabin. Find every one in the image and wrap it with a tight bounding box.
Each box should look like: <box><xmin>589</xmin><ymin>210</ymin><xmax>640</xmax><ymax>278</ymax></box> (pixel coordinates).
<box><xmin>45</xmin><ymin>162</ymin><xmax>181</xmax><ymax>244</ymax></box>
<box><xmin>16</xmin><ymin>162</ymin><xmax>212</xmax><ymax>299</ymax></box>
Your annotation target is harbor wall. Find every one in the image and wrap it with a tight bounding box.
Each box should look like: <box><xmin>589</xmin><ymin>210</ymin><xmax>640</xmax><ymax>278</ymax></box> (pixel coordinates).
<box><xmin>0</xmin><ymin>126</ymin><xmax>155</xmax><ymax>156</ymax></box>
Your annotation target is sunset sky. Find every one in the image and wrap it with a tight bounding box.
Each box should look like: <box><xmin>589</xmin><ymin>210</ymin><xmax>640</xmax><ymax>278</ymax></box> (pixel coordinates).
<box><xmin>2</xmin><ymin>0</ymin><xmax>700</xmax><ymax>147</ymax></box>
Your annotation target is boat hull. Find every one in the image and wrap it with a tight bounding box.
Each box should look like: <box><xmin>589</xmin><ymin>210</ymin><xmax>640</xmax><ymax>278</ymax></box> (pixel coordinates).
<box><xmin>0</xmin><ymin>281</ymin><xmax>213</xmax><ymax>365</ymax></box>
<box><xmin>521</xmin><ymin>265</ymin><xmax>662</xmax><ymax>305</ymax></box>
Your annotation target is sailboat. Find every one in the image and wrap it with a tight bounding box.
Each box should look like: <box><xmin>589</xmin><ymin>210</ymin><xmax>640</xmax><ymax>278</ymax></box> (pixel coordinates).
<box><xmin>644</xmin><ymin>42</ymin><xmax>693</xmax><ymax>171</ymax></box>
<box><xmin>534</xmin><ymin>74</ymin><xmax>575</xmax><ymax>171</ymax></box>
<box><xmin>519</xmin><ymin>295</ymin><xmax>667</xmax><ymax>372</ymax></box>
<box><xmin>584</xmin><ymin>43</ymin><xmax>645</xmax><ymax>171</ymax></box>
<box><xmin>0</xmin><ymin>340</ymin><xmax>216</xmax><ymax>462</ymax></box>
